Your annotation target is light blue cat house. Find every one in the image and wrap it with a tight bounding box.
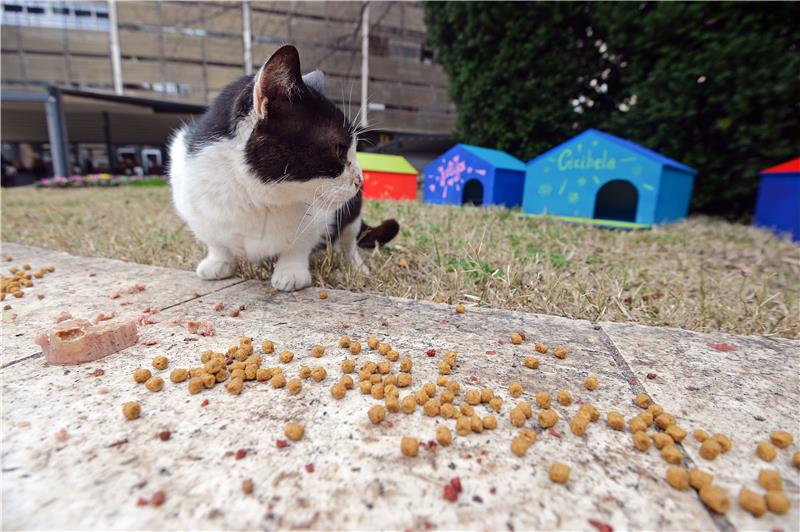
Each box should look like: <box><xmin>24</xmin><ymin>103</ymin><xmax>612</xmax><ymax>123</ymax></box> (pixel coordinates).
<box><xmin>423</xmin><ymin>144</ymin><xmax>526</xmax><ymax>208</ymax></box>
<box><xmin>522</xmin><ymin>129</ymin><xmax>697</xmax><ymax>227</ymax></box>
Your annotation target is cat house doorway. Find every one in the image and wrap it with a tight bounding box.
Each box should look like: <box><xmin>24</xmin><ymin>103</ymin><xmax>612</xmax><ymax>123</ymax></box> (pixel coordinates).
<box><xmin>462</xmin><ymin>179</ymin><xmax>484</xmax><ymax>206</ymax></box>
<box><xmin>594</xmin><ymin>179</ymin><xmax>638</xmax><ymax>222</ymax></box>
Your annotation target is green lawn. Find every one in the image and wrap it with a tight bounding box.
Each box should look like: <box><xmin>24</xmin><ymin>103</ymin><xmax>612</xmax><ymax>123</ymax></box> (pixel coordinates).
<box><xmin>2</xmin><ymin>186</ymin><xmax>798</xmax><ymax>338</ymax></box>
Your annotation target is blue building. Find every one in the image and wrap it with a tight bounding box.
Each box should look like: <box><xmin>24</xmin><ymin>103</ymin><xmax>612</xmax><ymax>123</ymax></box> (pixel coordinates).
<box><xmin>754</xmin><ymin>157</ymin><xmax>800</xmax><ymax>242</ymax></box>
<box><xmin>422</xmin><ymin>144</ymin><xmax>526</xmax><ymax>207</ymax></box>
<box><xmin>523</xmin><ymin>129</ymin><xmax>697</xmax><ymax>226</ymax></box>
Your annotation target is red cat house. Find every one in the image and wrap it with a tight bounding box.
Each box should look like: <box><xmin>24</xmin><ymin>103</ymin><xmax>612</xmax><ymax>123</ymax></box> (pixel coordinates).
<box><xmin>357</xmin><ymin>152</ymin><xmax>418</xmax><ymax>200</ymax></box>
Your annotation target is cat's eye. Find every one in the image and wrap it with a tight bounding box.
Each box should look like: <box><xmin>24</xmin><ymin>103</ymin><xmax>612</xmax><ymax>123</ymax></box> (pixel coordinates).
<box><xmin>335</xmin><ymin>143</ymin><xmax>349</xmax><ymax>162</ymax></box>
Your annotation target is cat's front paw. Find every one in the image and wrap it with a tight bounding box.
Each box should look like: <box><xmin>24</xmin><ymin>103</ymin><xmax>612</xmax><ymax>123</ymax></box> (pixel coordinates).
<box><xmin>271</xmin><ymin>266</ymin><xmax>312</xmax><ymax>291</ymax></box>
<box><xmin>196</xmin><ymin>257</ymin><xmax>236</xmax><ymax>280</ymax></box>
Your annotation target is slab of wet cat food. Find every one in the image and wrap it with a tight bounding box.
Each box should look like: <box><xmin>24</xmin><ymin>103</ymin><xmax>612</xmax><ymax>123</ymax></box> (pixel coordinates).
<box><xmin>35</xmin><ymin>317</ymin><xmax>139</xmax><ymax>364</ymax></box>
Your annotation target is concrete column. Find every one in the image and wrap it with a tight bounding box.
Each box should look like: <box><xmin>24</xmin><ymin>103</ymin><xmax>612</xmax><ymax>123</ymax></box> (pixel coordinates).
<box><xmin>360</xmin><ymin>1</ymin><xmax>369</xmax><ymax>129</ymax></box>
<box><xmin>45</xmin><ymin>85</ymin><xmax>70</xmax><ymax>177</ymax></box>
<box><xmin>242</xmin><ymin>0</ymin><xmax>253</xmax><ymax>75</ymax></box>
<box><xmin>108</xmin><ymin>0</ymin><xmax>123</xmax><ymax>95</ymax></box>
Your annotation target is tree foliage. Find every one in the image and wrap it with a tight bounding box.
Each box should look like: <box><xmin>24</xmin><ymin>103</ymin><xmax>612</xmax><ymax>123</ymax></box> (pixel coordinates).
<box><xmin>423</xmin><ymin>2</ymin><xmax>800</xmax><ymax>215</ymax></box>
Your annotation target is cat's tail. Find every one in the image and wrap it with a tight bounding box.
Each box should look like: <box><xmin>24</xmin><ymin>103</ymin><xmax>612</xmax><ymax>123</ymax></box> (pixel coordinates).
<box><xmin>357</xmin><ymin>219</ymin><xmax>400</xmax><ymax>248</ymax></box>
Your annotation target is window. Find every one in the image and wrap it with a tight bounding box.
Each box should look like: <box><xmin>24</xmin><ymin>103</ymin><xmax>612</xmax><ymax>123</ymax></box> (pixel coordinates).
<box><xmin>96</xmin><ymin>11</ymin><xmax>107</xmax><ymax>19</ymax></box>
<box><xmin>3</xmin><ymin>4</ymin><xmax>24</xmax><ymax>13</ymax></box>
<box><xmin>52</xmin><ymin>7</ymin><xmax>69</xmax><ymax>15</ymax></box>
<box><xmin>74</xmin><ymin>8</ymin><xmax>91</xmax><ymax>17</ymax></box>
<box><xmin>26</xmin><ymin>5</ymin><xmax>44</xmax><ymax>14</ymax></box>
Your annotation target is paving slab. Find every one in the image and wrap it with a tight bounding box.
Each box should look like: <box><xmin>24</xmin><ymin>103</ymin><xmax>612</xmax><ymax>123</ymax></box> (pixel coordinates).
<box><xmin>1</xmin><ymin>243</ymin><xmax>798</xmax><ymax>531</ymax></box>
<box><xmin>0</xmin><ymin>242</ymin><xmax>242</xmax><ymax>366</ymax></box>
<box><xmin>602</xmin><ymin>322</ymin><xmax>800</xmax><ymax>531</ymax></box>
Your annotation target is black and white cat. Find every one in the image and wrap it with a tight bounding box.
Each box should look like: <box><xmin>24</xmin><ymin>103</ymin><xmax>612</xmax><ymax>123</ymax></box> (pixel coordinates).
<box><xmin>169</xmin><ymin>45</ymin><xmax>398</xmax><ymax>291</ymax></box>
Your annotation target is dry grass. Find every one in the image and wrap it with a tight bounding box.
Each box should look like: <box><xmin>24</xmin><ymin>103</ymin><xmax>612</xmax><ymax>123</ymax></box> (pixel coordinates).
<box><xmin>2</xmin><ymin>186</ymin><xmax>798</xmax><ymax>338</ymax></box>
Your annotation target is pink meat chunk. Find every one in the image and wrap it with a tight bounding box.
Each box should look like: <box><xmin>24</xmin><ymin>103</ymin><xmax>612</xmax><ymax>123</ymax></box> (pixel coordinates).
<box><xmin>186</xmin><ymin>320</ymin><xmax>215</xmax><ymax>336</ymax></box>
<box><xmin>35</xmin><ymin>318</ymin><xmax>139</xmax><ymax>365</ymax></box>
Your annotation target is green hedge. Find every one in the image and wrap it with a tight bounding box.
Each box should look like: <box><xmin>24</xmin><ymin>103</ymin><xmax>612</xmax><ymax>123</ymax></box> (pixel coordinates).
<box><xmin>424</xmin><ymin>2</ymin><xmax>800</xmax><ymax>216</ymax></box>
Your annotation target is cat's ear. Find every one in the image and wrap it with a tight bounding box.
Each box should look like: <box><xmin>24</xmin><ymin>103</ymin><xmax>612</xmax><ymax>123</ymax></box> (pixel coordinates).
<box><xmin>302</xmin><ymin>70</ymin><xmax>325</xmax><ymax>94</ymax></box>
<box><xmin>253</xmin><ymin>45</ymin><xmax>303</xmax><ymax>119</ymax></box>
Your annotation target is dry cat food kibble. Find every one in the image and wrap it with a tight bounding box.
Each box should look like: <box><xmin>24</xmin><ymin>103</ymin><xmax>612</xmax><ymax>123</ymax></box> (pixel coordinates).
<box><xmin>311</xmin><ymin>345</ymin><xmax>325</xmax><ymax>357</ymax></box>
<box><xmin>367</xmin><ymin>337</ymin><xmax>379</xmax><ymax>350</ymax></box>
<box><xmin>556</xmin><ymin>389</ymin><xmax>572</xmax><ymax>406</ymax></box>
<box><xmin>553</xmin><ymin>346</ymin><xmax>567</xmax><ymax>359</ymax></box>
<box><xmin>387</xmin><ymin>350</ymin><xmax>400</xmax><ymax>362</ymax></box>
<box><xmin>368</xmin><ymin>405</ymin><xmax>386</xmax><ymax>424</ymax></box>
<box><xmin>440</xmin><ymin>403</ymin><xmax>456</xmax><ymax>419</ymax></box>
<box><xmin>145</xmin><ymin>376</ymin><xmax>164</xmax><ymax>392</ymax></box>
<box><xmin>511</xmin><ymin>436</ymin><xmax>532</xmax><ymax>457</ymax></box>
<box><xmin>510</xmin><ymin>407</ymin><xmax>526</xmax><ymax>428</ymax></box>
<box><xmin>508</xmin><ymin>381</ymin><xmax>523</xmax><ymax>398</ymax></box>
<box><xmin>331</xmin><ymin>383</ymin><xmax>346</xmax><ymax>400</ymax></box>
<box><xmin>134</xmin><ymin>368</ymin><xmax>152</xmax><ymax>384</ymax></box>
<box><xmin>511</xmin><ymin>333</ymin><xmax>523</xmax><ymax>345</ymax></box>
<box><xmin>579</xmin><ymin>403</ymin><xmax>600</xmax><ymax>422</ymax></box>
<box><xmin>401</xmin><ymin>436</ymin><xmax>419</xmax><ymax>457</ymax></box>
<box><xmin>436</xmin><ymin>426</ymin><xmax>453</xmax><ymax>446</ymax></box>
<box><xmin>756</xmin><ymin>441</ymin><xmax>777</xmax><ymax>462</ymax></box>
<box><xmin>584</xmin><ymin>376</ymin><xmax>598</xmax><ymax>391</ymax></box>
<box><xmin>689</xmin><ymin>469</ymin><xmax>714</xmax><ymax>491</ymax></box>
<box><xmin>319</xmin><ymin>290</ymin><xmax>328</xmax><ymax>299</ymax></box>
<box><xmin>397</xmin><ymin>373</ymin><xmax>412</xmax><ymax>387</ymax></box>
<box><xmin>226</xmin><ymin>377</ymin><xmax>244</xmax><ymax>395</ymax></box>
<box><xmin>341</xmin><ymin>359</ymin><xmax>356</xmax><ymax>374</ymax></box>
<box><xmin>635</xmin><ymin>393</ymin><xmax>653</xmax><ymax>409</ymax></box>
<box><xmin>287</xmin><ymin>378</ymin><xmax>302</xmax><ymax>395</ymax></box>
<box><xmin>339</xmin><ymin>336</ymin><xmax>350</xmax><ymax>348</ymax></box>
<box><xmin>758</xmin><ymin>469</ymin><xmax>782</xmax><ymax>491</ymax></box>
<box><xmin>170</xmin><ymin>368</ymin><xmax>188</xmax><ymax>383</ymax></box>
<box><xmin>279</xmin><ymin>351</ymin><xmax>294</xmax><ymax>363</ymax></box>
<box><xmin>424</xmin><ymin>399</ymin><xmax>441</xmax><ymax>417</ymax></box>
<box><xmin>794</xmin><ymin>452</ymin><xmax>800</xmax><ymax>469</ymax></box>
<box><xmin>349</xmin><ymin>342</ymin><xmax>362</xmax><ymax>355</ymax></box>
<box><xmin>188</xmin><ymin>377</ymin><xmax>204</xmax><ymax>395</ymax></box>
<box><xmin>359</xmin><ymin>380</ymin><xmax>372</xmax><ymax>395</ymax></box>
<box><xmin>401</xmin><ymin>395</ymin><xmax>416</xmax><ymax>414</ymax></box>
<box><xmin>456</xmin><ymin>416</ymin><xmax>472</xmax><ymax>436</ymax></box>
<box><xmin>700</xmin><ymin>439</ymin><xmax>722</xmax><ymax>460</ymax></box>
<box><xmin>694</xmin><ymin>429</ymin><xmax>710</xmax><ymax>442</ymax></box>
<box><xmin>284</xmin><ymin>423</ymin><xmax>305</xmax><ymax>441</ymax></box>
<box><xmin>535</xmin><ymin>391</ymin><xmax>551</xmax><ymax>409</ymax></box>
<box><xmin>765</xmin><ymin>491</ymin><xmax>790</xmax><ymax>515</ymax></box>
<box><xmin>652</xmin><ymin>433</ymin><xmax>674</xmax><ymax>450</ymax></box>
<box><xmin>455</xmin><ymin>304</ymin><xmax>465</xmax><ymax>314</ymax></box>
<box><xmin>340</xmin><ymin>375</ymin><xmax>354</xmax><ymax>390</ymax></box>
<box><xmin>371</xmin><ymin>382</ymin><xmax>385</xmax><ymax>400</ymax></box>
<box><xmin>633</xmin><ymin>431</ymin><xmax>650</xmax><ymax>451</ymax></box>
<box><xmin>665</xmin><ymin>466</ymin><xmax>690</xmax><ymax>490</ymax></box>
<box><xmin>152</xmin><ymin>355</ymin><xmax>168</xmax><ymax>370</ymax></box>
<box><xmin>524</xmin><ymin>356</ymin><xmax>539</xmax><ymax>369</ymax></box>
<box><xmin>700</xmin><ymin>486</ymin><xmax>731</xmax><ymax>514</ymax></box>
<box><xmin>400</xmin><ymin>358</ymin><xmax>412</xmax><ymax>372</ymax></box>
<box><xmin>460</xmin><ymin>403</ymin><xmax>475</xmax><ymax>416</ymax></box>
<box><xmin>661</xmin><ymin>445</ymin><xmax>683</xmax><ymax>465</ymax></box>
<box><xmin>607</xmin><ymin>412</ymin><xmax>625</xmax><ymax>431</ymax></box>
<box><xmin>629</xmin><ymin>416</ymin><xmax>648</xmax><ymax>434</ymax></box>
<box><xmin>710</xmin><ymin>433</ymin><xmax>731</xmax><ymax>453</ymax></box>
<box><xmin>122</xmin><ymin>402</ymin><xmax>141</xmax><ymax>420</ymax></box>
<box><xmin>489</xmin><ymin>396</ymin><xmax>503</xmax><ymax>413</ymax></box>
<box><xmin>665</xmin><ymin>425</ymin><xmax>687</xmax><ymax>443</ymax></box>
<box><xmin>271</xmin><ymin>372</ymin><xmax>287</xmax><ymax>388</ymax></box>
<box><xmin>739</xmin><ymin>488</ymin><xmax>767</xmax><ymax>517</ymax></box>
<box><xmin>465</xmin><ymin>390</ymin><xmax>481</xmax><ymax>405</ymax></box>
<box><xmin>538</xmin><ymin>409</ymin><xmax>558</xmax><ymax>429</ymax></box>
<box><xmin>483</xmin><ymin>415</ymin><xmax>498</xmax><ymax>430</ymax></box>
<box><xmin>655</xmin><ymin>413</ymin><xmax>676</xmax><ymax>429</ymax></box>
<box><xmin>311</xmin><ymin>367</ymin><xmax>327</xmax><ymax>382</ymax></box>
<box><xmin>517</xmin><ymin>401</ymin><xmax>533</xmax><ymax>419</ymax></box>
<box><xmin>549</xmin><ymin>463</ymin><xmax>570</xmax><ymax>484</ymax></box>
<box><xmin>378</xmin><ymin>343</ymin><xmax>391</xmax><ymax>355</ymax></box>
<box><xmin>570</xmin><ymin>415</ymin><xmax>589</xmax><ymax>437</ymax></box>
<box><xmin>769</xmin><ymin>430</ymin><xmax>794</xmax><ymax>448</ymax></box>
<box><xmin>262</xmin><ymin>340</ymin><xmax>274</xmax><ymax>354</ymax></box>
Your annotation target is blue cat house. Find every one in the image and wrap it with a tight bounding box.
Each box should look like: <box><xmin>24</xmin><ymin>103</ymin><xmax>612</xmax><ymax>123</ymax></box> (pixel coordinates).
<box><xmin>754</xmin><ymin>157</ymin><xmax>800</xmax><ymax>242</ymax></box>
<box><xmin>523</xmin><ymin>129</ymin><xmax>697</xmax><ymax>227</ymax></box>
<box><xmin>423</xmin><ymin>144</ymin><xmax>526</xmax><ymax>207</ymax></box>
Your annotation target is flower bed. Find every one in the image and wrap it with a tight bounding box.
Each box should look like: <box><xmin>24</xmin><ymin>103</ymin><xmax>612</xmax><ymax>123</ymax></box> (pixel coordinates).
<box><xmin>35</xmin><ymin>174</ymin><xmax>169</xmax><ymax>188</ymax></box>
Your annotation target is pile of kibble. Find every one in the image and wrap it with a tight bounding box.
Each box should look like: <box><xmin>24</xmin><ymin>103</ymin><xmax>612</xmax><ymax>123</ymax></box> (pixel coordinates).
<box><xmin>121</xmin><ymin>299</ymin><xmax>798</xmax><ymax>516</ymax></box>
<box><xmin>1</xmin><ymin>257</ymin><xmax>54</xmax><ymax>300</ymax></box>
